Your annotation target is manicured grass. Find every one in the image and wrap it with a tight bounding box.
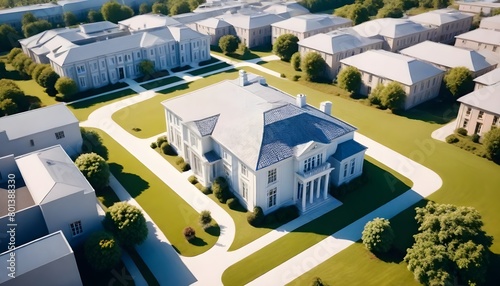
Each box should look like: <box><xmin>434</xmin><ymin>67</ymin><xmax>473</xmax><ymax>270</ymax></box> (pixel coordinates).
<box><xmin>140</xmin><ymin>76</ymin><xmax>183</xmax><ymax>90</ymax></box>
<box><xmin>112</xmin><ymin>69</ymin><xmax>238</xmax><ymax>138</ymax></box>
<box><xmin>153</xmin><ymin>147</ymin><xmax>185</xmax><ymax>173</ymax></box>
<box><xmin>188</xmin><ymin>62</ymin><xmax>230</xmax><ymax>76</ymax></box>
<box><xmin>210</xmin><ymin>45</ymin><xmax>273</xmax><ymax>61</ymax></box>
<box><xmin>447</xmin><ymin>133</ymin><xmax>487</xmax><ymax>158</ymax></box>
<box><xmin>89</xmin><ymin>128</ymin><xmax>219</xmax><ymax>257</ymax></box>
<box><xmin>67</xmin><ymin>88</ymin><xmax>136</xmax><ymax>121</ymax></box>
<box><xmin>221</xmin><ymin>156</ymin><xmax>412</xmax><ymax>285</ymax></box>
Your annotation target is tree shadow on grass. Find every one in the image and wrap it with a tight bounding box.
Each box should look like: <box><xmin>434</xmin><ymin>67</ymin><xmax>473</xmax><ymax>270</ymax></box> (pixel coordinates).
<box><xmin>68</xmin><ymin>89</ymin><xmax>136</xmax><ymax>110</ymax></box>
<box><xmin>109</xmin><ymin>163</ymin><xmax>149</xmax><ymax>198</ymax></box>
<box><xmin>371</xmin><ymin>247</ymin><xmax>406</xmax><ymax>263</ymax></box>
<box><xmin>205</xmin><ymin>225</ymin><xmax>221</xmax><ymax>237</ymax></box>
<box><xmin>486</xmin><ymin>251</ymin><xmax>500</xmax><ymax>285</ymax></box>
<box><xmin>396</xmin><ymin>98</ymin><xmax>459</xmax><ymax>125</ymax></box>
<box><xmin>2</xmin><ymin>70</ymin><xmax>29</xmax><ymax>80</ymax></box>
<box><xmin>188</xmin><ymin>237</ymin><xmax>207</xmax><ymax>247</ymax></box>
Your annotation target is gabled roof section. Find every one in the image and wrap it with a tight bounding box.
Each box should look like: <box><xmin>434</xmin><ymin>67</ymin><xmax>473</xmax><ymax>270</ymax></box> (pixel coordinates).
<box><xmin>168</xmin><ymin>24</ymin><xmax>207</xmax><ymax>41</ymax></box>
<box><xmin>458</xmin><ymin>83</ymin><xmax>500</xmax><ymax>115</ymax></box>
<box><xmin>409</xmin><ymin>8</ymin><xmax>473</xmax><ymax>26</ymax></box>
<box><xmin>194</xmin><ymin>114</ymin><xmax>220</xmax><ymax>136</ymax></box>
<box><xmin>332</xmin><ymin>140</ymin><xmax>367</xmax><ymax>161</ymax></box>
<box><xmin>222</xmin><ymin>12</ymin><xmax>284</xmax><ymax>29</ymax></box>
<box><xmin>400</xmin><ymin>41</ymin><xmax>496</xmax><ymax>72</ymax></box>
<box><xmin>19</xmin><ymin>27</ymin><xmax>78</xmax><ymax>49</ymax></box>
<box><xmin>196</xmin><ymin>17</ymin><xmax>232</xmax><ymax>29</ymax></box>
<box><xmin>0</xmin><ymin>103</ymin><xmax>78</xmax><ymax>140</ymax></box>
<box><xmin>353</xmin><ymin>18</ymin><xmax>430</xmax><ymax>39</ymax></box>
<box><xmin>474</xmin><ymin>67</ymin><xmax>500</xmax><ymax>85</ymax></box>
<box><xmin>263</xmin><ymin>1</ymin><xmax>310</xmax><ymax>18</ymax></box>
<box><xmin>118</xmin><ymin>14</ymin><xmax>181</xmax><ymax>31</ymax></box>
<box><xmin>340</xmin><ymin>49</ymin><xmax>444</xmax><ymax>85</ymax></box>
<box><xmin>15</xmin><ymin>145</ymin><xmax>94</xmax><ymax>205</ymax></box>
<box><xmin>271</xmin><ymin>14</ymin><xmax>352</xmax><ymax>32</ymax></box>
<box><xmin>298</xmin><ymin>30</ymin><xmax>382</xmax><ymax>54</ymax></box>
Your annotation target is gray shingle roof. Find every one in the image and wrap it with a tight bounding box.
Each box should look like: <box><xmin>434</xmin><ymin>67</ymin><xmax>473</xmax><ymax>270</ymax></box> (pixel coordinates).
<box><xmin>298</xmin><ymin>30</ymin><xmax>383</xmax><ymax>54</ymax></box>
<box><xmin>332</xmin><ymin>140</ymin><xmax>367</xmax><ymax>161</ymax></box>
<box><xmin>271</xmin><ymin>14</ymin><xmax>352</xmax><ymax>33</ymax></box>
<box><xmin>162</xmin><ymin>73</ymin><xmax>356</xmax><ymax>170</ymax></box>
<box><xmin>340</xmin><ymin>49</ymin><xmax>444</xmax><ymax>86</ymax></box>
<box><xmin>352</xmin><ymin>18</ymin><xmax>430</xmax><ymax>39</ymax></box>
<box><xmin>400</xmin><ymin>41</ymin><xmax>496</xmax><ymax>72</ymax></box>
<box><xmin>79</xmin><ymin>21</ymin><xmax>118</xmax><ymax>34</ymax></box>
<box><xmin>194</xmin><ymin>115</ymin><xmax>220</xmax><ymax>136</ymax></box>
<box><xmin>263</xmin><ymin>1</ymin><xmax>310</xmax><ymax>18</ymax></box>
<box><xmin>457</xmin><ymin>83</ymin><xmax>500</xmax><ymax>115</ymax></box>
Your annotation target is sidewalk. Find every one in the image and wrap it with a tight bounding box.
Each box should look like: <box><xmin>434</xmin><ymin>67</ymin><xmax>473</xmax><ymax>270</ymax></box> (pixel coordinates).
<box><xmin>431</xmin><ymin>120</ymin><xmax>456</xmax><ymax>142</ymax></box>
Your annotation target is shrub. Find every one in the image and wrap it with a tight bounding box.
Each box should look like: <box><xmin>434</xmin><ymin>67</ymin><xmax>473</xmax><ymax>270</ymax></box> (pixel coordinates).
<box><xmin>160</xmin><ymin>141</ymin><xmax>175</xmax><ymax>155</ymax></box>
<box><xmin>472</xmin><ymin>133</ymin><xmax>480</xmax><ymax>143</ymax></box>
<box><xmin>84</xmin><ymin>231</ymin><xmax>121</xmax><ymax>272</ymax></box>
<box><xmin>361</xmin><ymin>217</ymin><xmax>394</xmax><ymax>253</ymax></box>
<box><xmin>291</xmin><ymin>52</ymin><xmax>301</xmax><ymax>71</ymax></box>
<box><xmin>311</xmin><ymin>277</ymin><xmax>327</xmax><ymax>286</ymax></box>
<box><xmin>483</xmin><ymin>128</ymin><xmax>500</xmax><ymax>162</ymax></box>
<box><xmin>183</xmin><ymin>226</ymin><xmax>196</xmax><ymax>240</ymax></box>
<box><xmin>188</xmin><ymin>175</ymin><xmax>198</xmax><ymax>184</ymax></box>
<box><xmin>156</xmin><ymin>135</ymin><xmax>167</xmax><ymax>147</ymax></box>
<box><xmin>292</xmin><ymin>75</ymin><xmax>301</xmax><ymax>81</ymax></box>
<box><xmin>179</xmin><ymin>162</ymin><xmax>191</xmax><ymax>172</ymax></box>
<box><xmin>219</xmin><ymin>35</ymin><xmax>239</xmax><ymax>54</ymax></box>
<box><xmin>455</xmin><ymin>128</ymin><xmax>468</xmax><ymax>136</ymax></box>
<box><xmin>247</xmin><ymin>206</ymin><xmax>265</xmax><ymax>227</ymax></box>
<box><xmin>199</xmin><ymin>210</ymin><xmax>212</xmax><ymax>229</ymax></box>
<box><xmin>212</xmin><ymin>176</ymin><xmax>230</xmax><ymax>203</ymax></box>
<box><xmin>175</xmin><ymin>157</ymin><xmax>185</xmax><ymax>165</ymax></box>
<box><xmin>201</xmin><ymin>186</ymin><xmax>212</xmax><ymax>195</ymax></box>
<box><xmin>227</xmin><ymin>197</ymin><xmax>240</xmax><ymax>210</ymax></box>
<box><xmin>280</xmin><ymin>73</ymin><xmax>286</xmax><ymax>78</ymax></box>
<box><xmin>446</xmin><ymin>134</ymin><xmax>459</xmax><ymax>144</ymax></box>
<box><xmin>150</xmin><ymin>142</ymin><xmax>157</xmax><ymax>149</ymax></box>
<box><xmin>75</xmin><ymin>152</ymin><xmax>110</xmax><ymax>191</ymax></box>
<box><xmin>103</xmin><ymin>202</ymin><xmax>148</xmax><ymax>247</ymax></box>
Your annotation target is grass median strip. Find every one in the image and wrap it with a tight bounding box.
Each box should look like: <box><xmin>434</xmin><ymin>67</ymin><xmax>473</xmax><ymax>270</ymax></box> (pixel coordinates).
<box><xmin>188</xmin><ymin>62</ymin><xmax>230</xmax><ymax>76</ymax></box>
<box><xmin>140</xmin><ymin>76</ymin><xmax>183</xmax><ymax>90</ymax></box>
<box><xmin>68</xmin><ymin>88</ymin><xmax>137</xmax><ymax>121</ymax></box>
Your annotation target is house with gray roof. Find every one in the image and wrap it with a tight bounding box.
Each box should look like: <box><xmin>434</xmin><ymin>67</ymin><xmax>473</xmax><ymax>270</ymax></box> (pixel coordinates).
<box><xmin>351</xmin><ymin>18</ymin><xmax>435</xmax><ymax>52</ymax></box>
<box><xmin>162</xmin><ymin>71</ymin><xmax>366</xmax><ymax>213</ymax></box>
<box><xmin>455</xmin><ymin>83</ymin><xmax>500</xmax><ymax>136</ymax></box>
<box><xmin>456</xmin><ymin>1</ymin><xmax>500</xmax><ymax>16</ymax></box>
<box><xmin>454</xmin><ymin>28</ymin><xmax>500</xmax><ymax>55</ymax></box>
<box><xmin>480</xmin><ymin>14</ymin><xmax>500</xmax><ymax>31</ymax></box>
<box><xmin>400</xmin><ymin>41</ymin><xmax>497</xmax><ymax>77</ymax></box>
<box><xmin>271</xmin><ymin>14</ymin><xmax>352</xmax><ymax>44</ymax></box>
<box><xmin>409</xmin><ymin>8</ymin><xmax>473</xmax><ymax>44</ymax></box>
<box><xmin>340</xmin><ymin>50</ymin><xmax>445</xmax><ymax>110</ymax></box>
<box><xmin>263</xmin><ymin>1</ymin><xmax>309</xmax><ymax>18</ymax></box>
<box><xmin>193</xmin><ymin>17</ymin><xmax>234</xmax><ymax>45</ymax></box>
<box><xmin>22</xmin><ymin>16</ymin><xmax>210</xmax><ymax>91</ymax></box>
<box><xmin>0</xmin><ymin>231</ymin><xmax>82</xmax><ymax>286</ymax></box>
<box><xmin>473</xmin><ymin>67</ymin><xmax>500</xmax><ymax>89</ymax></box>
<box><xmin>298</xmin><ymin>30</ymin><xmax>383</xmax><ymax>79</ymax></box>
<box><xmin>0</xmin><ymin>3</ymin><xmax>63</xmax><ymax>30</ymax></box>
<box><xmin>0</xmin><ymin>103</ymin><xmax>82</xmax><ymax>159</ymax></box>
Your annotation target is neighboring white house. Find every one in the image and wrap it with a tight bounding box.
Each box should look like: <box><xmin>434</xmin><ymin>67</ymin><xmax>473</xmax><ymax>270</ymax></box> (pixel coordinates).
<box><xmin>400</xmin><ymin>41</ymin><xmax>497</xmax><ymax>77</ymax></box>
<box><xmin>271</xmin><ymin>14</ymin><xmax>352</xmax><ymax>44</ymax></box>
<box><xmin>454</xmin><ymin>28</ymin><xmax>500</xmax><ymax>54</ymax></box>
<box><xmin>262</xmin><ymin>1</ymin><xmax>310</xmax><ymax>18</ymax></box>
<box><xmin>118</xmin><ymin>14</ymin><xmax>181</xmax><ymax>31</ymax></box>
<box><xmin>339</xmin><ymin>50</ymin><xmax>445</xmax><ymax>110</ymax></box>
<box><xmin>351</xmin><ymin>18</ymin><xmax>435</xmax><ymax>52</ymax></box>
<box><xmin>480</xmin><ymin>14</ymin><xmax>500</xmax><ymax>30</ymax></box>
<box><xmin>193</xmin><ymin>18</ymin><xmax>234</xmax><ymax>45</ymax></box>
<box><xmin>455</xmin><ymin>83</ymin><xmax>500</xmax><ymax>136</ymax></box>
<box><xmin>0</xmin><ymin>103</ymin><xmax>82</xmax><ymax>159</ymax></box>
<box><xmin>409</xmin><ymin>8</ymin><xmax>473</xmax><ymax>44</ymax></box>
<box><xmin>298</xmin><ymin>30</ymin><xmax>383</xmax><ymax>79</ymax></box>
<box><xmin>456</xmin><ymin>1</ymin><xmax>500</xmax><ymax>16</ymax></box>
<box><xmin>0</xmin><ymin>231</ymin><xmax>83</xmax><ymax>286</ymax></box>
<box><xmin>162</xmin><ymin>71</ymin><xmax>366</xmax><ymax>214</ymax></box>
<box><xmin>473</xmin><ymin>67</ymin><xmax>500</xmax><ymax>89</ymax></box>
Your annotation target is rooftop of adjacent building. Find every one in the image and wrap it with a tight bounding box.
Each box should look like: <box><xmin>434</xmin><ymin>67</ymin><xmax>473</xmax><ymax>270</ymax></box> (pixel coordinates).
<box><xmin>298</xmin><ymin>29</ymin><xmax>383</xmax><ymax>54</ymax></box>
<box><xmin>458</xmin><ymin>82</ymin><xmax>500</xmax><ymax>115</ymax></box>
<box><xmin>455</xmin><ymin>27</ymin><xmax>500</xmax><ymax>45</ymax></box>
<box><xmin>271</xmin><ymin>13</ymin><xmax>352</xmax><ymax>32</ymax></box>
<box><xmin>409</xmin><ymin>8</ymin><xmax>474</xmax><ymax>26</ymax></box>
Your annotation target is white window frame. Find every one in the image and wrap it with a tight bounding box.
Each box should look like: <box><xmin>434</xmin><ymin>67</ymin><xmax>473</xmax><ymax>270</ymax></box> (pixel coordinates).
<box><xmin>350</xmin><ymin>158</ymin><xmax>355</xmax><ymax>175</ymax></box>
<box><xmin>267</xmin><ymin>187</ymin><xmax>277</xmax><ymax>208</ymax></box>
<box><xmin>268</xmin><ymin>168</ymin><xmax>277</xmax><ymax>185</ymax></box>
<box><xmin>241</xmin><ymin>164</ymin><xmax>248</xmax><ymax>177</ymax></box>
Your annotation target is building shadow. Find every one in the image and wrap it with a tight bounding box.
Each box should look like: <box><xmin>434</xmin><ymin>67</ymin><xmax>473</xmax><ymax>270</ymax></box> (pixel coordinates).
<box><xmin>396</xmin><ymin>98</ymin><xmax>459</xmax><ymax>125</ymax></box>
<box><xmin>110</xmin><ymin>163</ymin><xmax>149</xmax><ymax>198</ymax></box>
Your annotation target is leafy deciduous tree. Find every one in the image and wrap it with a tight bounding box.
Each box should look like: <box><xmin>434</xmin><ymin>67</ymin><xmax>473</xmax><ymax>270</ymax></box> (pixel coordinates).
<box><xmin>301</xmin><ymin>51</ymin><xmax>326</xmax><ymax>82</ymax></box>
<box><xmin>0</xmin><ymin>98</ymin><xmax>18</xmax><ymax>116</ymax></box>
<box><xmin>88</xmin><ymin>10</ymin><xmax>104</xmax><ymax>23</ymax></box>
<box><xmin>139</xmin><ymin>3</ymin><xmax>151</xmax><ymax>14</ymax></box>
<box><xmin>23</xmin><ymin>20</ymin><xmax>52</xmax><ymax>38</ymax></box>
<box><xmin>361</xmin><ymin>217</ymin><xmax>395</xmax><ymax>253</ymax></box>
<box><xmin>75</xmin><ymin>152</ymin><xmax>110</xmax><ymax>191</ymax></box>
<box><xmin>444</xmin><ymin>67</ymin><xmax>474</xmax><ymax>98</ymax></box>
<box><xmin>379</xmin><ymin>82</ymin><xmax>406</xmax><ymax>111</ymax></box>
<box><xmin>483</xmin><ymin>128</ymin><xmax>500</xmax><ymax>163</ymax></box>
<box><xmin>138</xmin><ymin>59</ymin><xmax>155</xmax><ymax>78</ymax></box>
<box><xmin>55</xmin><ymin>77</ymin><xmax>78</xmax><ymax>99</ymax></box>
<box><xmin>101</xmin><ymin>2</ymin><xmax>134</xmax><ymax>24</ymax></box>
<box><xmin>80</xmin><ymin>127</ymin><xmax>109</xmax><ymax>160</ymax></box>
<box><xmin>291</xmin><ymin>52</ymin><xmax>301</xmax><ymax>71</ymax></box>
<box><xmin>103</xmin><ymin>202</ymin><xmax>148</xmax><ymax>246</ymax></box>
<box><xmin>337</xmin><ymin>66</ymin><xmax>361</xmax><ymax>93</ymax></box>
<box><xmin>84</xmin><ymin>231</ymin><xmax>121</xmax><ymax>272</ymax></box>
<box><xmin>38</xmin><ymin>67</ymin><xmax>60</xmax><ymax>95</ymax></box>
<box><xmin>64</xmin><ymin>12</ymin><xmax>78</xmax><ymax>27</ymax></box>
<box><xmin>219</xmin><ymin>35</ymin><xmax>239</xmax><ymax>55</ymax></box>
<box><xmin>272</xmin><ymin>34</ymin><xmax>299</xmax><ymax>61</ymax></box>
<box><xmin>170</xmin><ymin>1</ymin><xmax>191</xmax><ymax>15</ymax></box>
<box><xmin>6</xmin><ymin>47</ymin><xmax>22</xmax><ymax>63</ymax></box>
<box><xmin>21</xmin><ymin>12</ymin><xmax>37</xmax><ymax>26</ymax></box>
<box><xmin>0</xmin><ymin>24</ymin><xmax>20</xmax><ymax>52</ymax></box>
<box><xmin>152</xmin><ymin>2</ymin><xmax>169</xmax><ymax>14</ymax></box>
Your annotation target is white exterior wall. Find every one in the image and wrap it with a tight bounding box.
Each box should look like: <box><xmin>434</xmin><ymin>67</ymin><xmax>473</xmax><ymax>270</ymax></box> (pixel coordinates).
<box><xmin>0</xmin><ymin>123</ymin><xmax>82</xmax><ymax>158</ymax></box>
<box><xmin>455</xmin><ymin>38</ymin><xmax>500</xmax><ymax>54</ymax></box>
<box><xmin>330</xmin><ymin>151</ymin><xmax>365</xmax><ymax>186</ymax></box>
<box><xmin>254</xmin><ymin>158</ymin><xmax>294</xmax><ymax>214</ymax></box>
<box><xmin>389</xmin><ymin>28</ymin><xmax>435</xmax><ymax>52</ymax></box>
<box><xmin>271</xmin><ymin>21</ymin><xmax>352</xmax><ymax>44</ymax></box>
<box><xmin>455</xmin><ymin>103</ymin><xmax>500</xmax><ymax>136</ymax></box>
<box><xmin>40</xmin><ymin>191</ymin><xmax>100</xmax><ymax>247</ymax></box>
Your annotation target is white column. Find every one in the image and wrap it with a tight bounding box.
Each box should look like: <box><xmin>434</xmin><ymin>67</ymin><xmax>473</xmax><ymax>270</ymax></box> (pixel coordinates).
<box><xmin>316</xmin><ymin>178</ymin><xmax>320</xmax><ymax>199</ymax></box>
<box><xmin>324</xmin><ymin>174</ymin><xmax>330</xmax><ymax>200</ymax></box>
<box><xmin>309</xmin><ymin>181</ymin><xmax>313</xmax><ymax>204</ymax></box>
<box><xmin>302</xmin><ymin>182</ymin><xmax>306</xmax><ymax>211</ymax></box>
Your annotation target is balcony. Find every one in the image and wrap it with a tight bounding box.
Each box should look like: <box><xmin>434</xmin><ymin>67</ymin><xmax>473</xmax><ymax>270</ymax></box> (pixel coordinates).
<box><xmin>297</xmin><ymin>162</ymin><xmax>332</xmax><ymax>180</ymax></box>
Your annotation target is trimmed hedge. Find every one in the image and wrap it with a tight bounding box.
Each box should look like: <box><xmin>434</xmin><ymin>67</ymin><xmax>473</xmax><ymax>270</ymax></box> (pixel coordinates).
<box><xmin>188</xmin><ymin>175</ymin><xmax>198</xmax><ymax>184</ymax></box>
<box><xmin>446</xmin><ymin>134</ymin><xmax>460</xmax><ymax>144</ymax></box>
<box><xmin>227</xmin><ymin>197</ymin><xmax>241</xmax><ymax>210</ymax></box>
<box><xmin>247</xmin><ymin>206</ymin><xmax>265</xmax><ymax>227</ymax></box>
<box><xmin>212</xmin><ymin>176</ymin><xmax>230</xmax><ymax>203</ymax></box>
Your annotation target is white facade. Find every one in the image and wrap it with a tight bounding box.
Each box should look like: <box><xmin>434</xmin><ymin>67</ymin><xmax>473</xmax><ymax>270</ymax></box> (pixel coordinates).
<box><xmin>0</xmin><ymin>104</ymin><xmax>82</xmax><ymax>158</ymax></box>
<box><xmin>409</xmin><ymin>9</ymin><xmax>473</xmax><ymax>44</ymax></box>
<box><xmin>163</xmin><ymin>72</ymin><xmax>366</xmax><ymax>213</ymax></box>
<box><xmin>454</xmin><ymin>28</ymin><xmax>500</xmax><ymax>55</ymax></box>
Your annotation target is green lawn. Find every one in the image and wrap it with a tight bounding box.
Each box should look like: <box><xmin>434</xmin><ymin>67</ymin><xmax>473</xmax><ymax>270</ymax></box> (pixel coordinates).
<box><xmin>140</xmin><ymin>76</ymin><xmax>183</xmax><ymax>90</ymax></box>
<box><xmin>112</xmin><ymin>69</ymin><xmax>238</xmax><ymax>138</ymax></box>
<box><xmin>188</xmin><ymin>62</ymin><xmax>230</xmax><ymax>76</ymax></box>
<box><xmin>89</xmin><ymin>128</ymin><xmax>219</xmax><ymax>257</ymax></box>
<box><xmin>210</xmin><ymin>46</ymin><xmax>273</xmax><ymax>61</ymax></box>
<box><xmin>67</xmin><ymin>88</ymin><xmax>137</xmax><ymax>121</ymax></box>
<box><xmin>221</xmin><ymin>156</ymin><xmax>412</xmax><ymax>285</ymax></box>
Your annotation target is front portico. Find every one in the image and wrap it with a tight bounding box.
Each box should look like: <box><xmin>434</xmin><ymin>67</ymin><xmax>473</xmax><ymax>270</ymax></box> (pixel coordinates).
<box><xmin>294</xmin><ymin>162</ymin><xmax>333</xmax><ymax>212</ymax></box>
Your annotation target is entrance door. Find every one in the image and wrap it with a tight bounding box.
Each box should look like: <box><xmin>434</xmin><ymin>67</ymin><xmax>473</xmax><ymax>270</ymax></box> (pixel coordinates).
<box><xmin>118</xmin><ymin>67</ymin><xmax>125</xmax><ymax>79</ymax></box>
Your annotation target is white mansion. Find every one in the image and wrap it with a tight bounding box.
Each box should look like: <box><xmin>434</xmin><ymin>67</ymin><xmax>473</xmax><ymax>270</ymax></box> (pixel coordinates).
<box><xmin>19</xmin><ymin>14</ymin><xmax>211</xmax><ymax>91</ymax></box>
<box><xmin>162</xmin><ymin>72</ymin><xmax>366</xmax><ymax>214</ymax></box>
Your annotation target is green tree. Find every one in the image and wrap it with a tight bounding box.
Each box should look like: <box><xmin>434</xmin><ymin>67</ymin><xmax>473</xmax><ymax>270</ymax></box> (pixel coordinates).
<box><xmin>0</xmin><ymin>98</ymin><xmax>18</xmax><ymax>116</ymax></box>
<box><xmin>84</xmin><ymin>231</ymin><xmax>121</xmax><ymax>272</ymax></box>
<box><xmin>152</xmin><ymin>2</ymin><xmax>169</xmax><ymax>14</ymax></box>
<box><xmin>63</xmin><ymin>12</ymin><xmax>78</xmax><ymax>27</ymax></box>
<box><xmin>361</xmin><ymin>218</ymin><xmax>394</xmax><ymax>253</ymax></box>
<box><xmin>335</xmin><ymin>4</ymin><xmax>369</xmax><ymax>25</ymax></box>
<box><xmin>273</xmin><ymin>34</ymin><xmax>299</xmax><ymax>61</ymax></box>
<box><xmin>26</xmin><ymin>61</ymin><xmax>37</xmax><ymax>76</ymax></box>
<box><xmin>219</xmin><ymin>35</ymin><xmax>239</xmax><ymax>55</ymax></box>
<box><xmin>75</xmin><ymin>152</ymin><xmax>110</xmax><ymax>191</ymax></box>
<box><xmin>38</xmin><ymin>67</ymin><xmax>60</xmax><ymax>95</ymax></box>
<box><xmin>0</xmin><ymin>83</ymin><xmax>26</xmax><ymax>111</ymax></box>
<box><xmin>32</xmin><ymin>64</ymin><xmax>51</xmax><ymax>84</ymax></box>
<box><xmin>376</xmin><ymin>5</ymin><xmax>403</xmax><ymax>18</ymax></box>
<box><xmin>23</xmin><ymin>20</ymin><xmax>52</xmax><ymax>38</ymax></box>
<box><xmin>291</xmin><ymin>52</ymin><xmax>301</xmax><ymax>71</ymax></box>
<box><xmin>55</xmin><ymin>77</ymin><xmax>78</xmax><ymax>99</ymax></box>
<box><xmin>433</xmin><ymin>0</ymin><xmax>450</xmax><ymax>9</ymax></box>
<box><xmin>11</xmin><ymin>52</ymin><xmax>30</xmax><ymax>76</ymax></box>
<box><xmin>88</xmin><ymin>10</ymin><xmax>104</xmax><ymax>23</ymax></box>
<box><xmin>337</xmin><ymin>66</ymin><xmax>361</xmax><ymax>93</ymax></box>
<box><xmin>139</xmin><ymin>3</ymin><xmax>151</xmax><ymax>14</ymax></box>
<box><xmin>138</xmin><ymin>59</ymin><xmax>155</xmax><ymax>78</ymax></box>
<box><xmin>301</xmin><ymin>52</ymin><xmax>326</xmax><ymax>82</ymax></box>
<box><xmin>0</xmin><ymin>24</ymin><xmax>20</xmax><ymax>52</ymax></box>
<box><xmin>199</xmin><ymin>210</ymin><xmax>212</xmax><ymax>228</ymax></box>
<box><xmin>404</xmin><ymin>202</ymin><xmax>492</xmax><ymax>286</ymax></box>
<box><xmin>101</xmin><ymin>2</ymin><xmax>134</xmax><ymax>24</ymax></box>
<box><xmin>103</xmin><ymin>202</ymin><xmax>148</xmax><ymax>247</ymax></box>
<box><xmin>483</xmin><ymin>128</ymin><xmax>500</xmax><ymax>163</ymax></box>
<box><xmin>6</xmin><ymin>47</ymin><xmax>22</xmax><ymax>63</ymax></box>
<box><xmin>444</xmin><ymin>67</ymin><xmax>474</xmax><ymax>98</ymax></box>
<box><xmin>379</xmin><ymin>82</ymin><xmax>406</xmax><ymax>111</ymax></box>
<box><xmin>170</xmin><ymin>1</ymin><xmax>191</xmax><ymax>15</ymax></box>
<box><xmin>363</xmin><ymin>0</ymin><xmax>384</xmax><ymax>16</ymax></box>
<box><xmin>81</xmin><ymin>127</ymin><xmax>109</xmax><ymax>160</ymax></box>
<box><xmin>21</xmin><ymin>12</ymin><xmax>37</xmax><ymax>26</ymax></box>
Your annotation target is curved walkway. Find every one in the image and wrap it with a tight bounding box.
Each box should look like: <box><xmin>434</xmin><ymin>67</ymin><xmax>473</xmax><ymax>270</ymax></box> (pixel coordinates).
<box><xmin>431</xmin><ymin>120</ymin><xmax>456</xmax><ymax>142</ymax></box>
<box><xmin>78</xmin><ymin>53</ymin><xmax>442</xmax><ymax>285</ymax></box>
